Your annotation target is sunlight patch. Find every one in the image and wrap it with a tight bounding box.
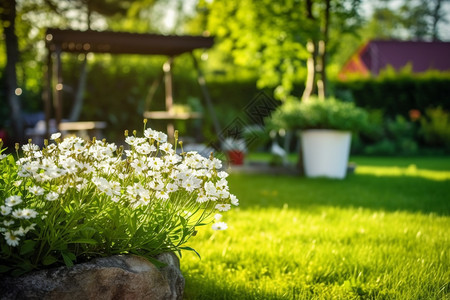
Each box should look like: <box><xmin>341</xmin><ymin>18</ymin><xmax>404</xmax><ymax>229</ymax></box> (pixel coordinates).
<box><xmin>355</xmin><ymin>164</ymin><xmax>450</xmax><ymax>181</ymax></box>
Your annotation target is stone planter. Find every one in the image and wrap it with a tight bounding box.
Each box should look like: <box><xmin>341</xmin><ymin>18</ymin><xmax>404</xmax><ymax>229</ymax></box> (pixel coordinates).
<box><xmin>0</xmin><ymin>253</ymin><xmax>184</xmax><ymax>300</ymax></box>
<box><xmin>301</xmin><ymin>129</ymin><xmax>352</xmax><ymax>179</ymax></box>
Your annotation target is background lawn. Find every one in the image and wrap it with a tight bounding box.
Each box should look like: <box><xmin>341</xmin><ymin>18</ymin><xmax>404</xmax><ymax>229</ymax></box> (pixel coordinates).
<box><xmin>180</xmin><ymin>156</ymin><xmax>450</xmax><ymax>299</ymax></box>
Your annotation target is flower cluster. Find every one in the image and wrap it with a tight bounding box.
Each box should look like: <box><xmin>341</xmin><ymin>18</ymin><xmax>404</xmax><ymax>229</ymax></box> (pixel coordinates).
<box><xmin>0</xmin><ymin>126</ymin><xmax>238</xmax><ymax>273</ymax></box>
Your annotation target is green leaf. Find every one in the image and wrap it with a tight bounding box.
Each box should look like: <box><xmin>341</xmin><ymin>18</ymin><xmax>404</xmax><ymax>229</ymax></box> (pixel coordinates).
<box><xmin>179</xmin><ymin>246</ymin><xmax>201</xmax><ymax>259</ymax></box>
<box><xmin>1</xmin><ymin>243</ymin><xmax>11</xmax><ymax>255</ymax></box>
<box><xmin>0</xmin><ymin>265</ymin><xmax>12</xmax><ymax>273</ymax></box>
<box><xmin>70</xmin><ymin>238</ymin><xmax>98</xmax><ymax>245</ymax></box>
<box><xmin>42</xmin><ymin>255</ymin><xmax>58</xmax><ymax>266</ymax></box>
<box><xmin>80</xmin><ymin>227</ymin><xmax>96</xmax><ymax>239</ymax></box>
<box><xmin>20</xmin><ymin>240</ymin><xmax>36</xmax><ymax>255</ymax></box>
<box><xmin>61</xmin><ymin>251</ymin><xmax>75</xmax><ymax>267</ymax></box>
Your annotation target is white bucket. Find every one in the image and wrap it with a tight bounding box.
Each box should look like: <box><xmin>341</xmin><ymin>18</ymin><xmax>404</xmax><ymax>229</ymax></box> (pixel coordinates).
<box><xmin>301</xmin><ymin>129</ymin><xmax>352</xmax><ymax>179</ymax></box>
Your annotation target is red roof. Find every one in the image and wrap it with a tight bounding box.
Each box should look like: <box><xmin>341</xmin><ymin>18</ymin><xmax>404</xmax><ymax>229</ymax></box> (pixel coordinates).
<box><xmin>339</xmin><ymin>40</ymin><xmax>450</xmax><ymax>79</ymax></box>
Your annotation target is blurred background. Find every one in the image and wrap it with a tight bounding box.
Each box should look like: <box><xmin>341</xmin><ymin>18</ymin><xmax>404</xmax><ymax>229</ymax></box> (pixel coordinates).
<box><xmin>1</xmin><ymin>0</ymin><xmax>449</xmax><ymax>155</ymax></box>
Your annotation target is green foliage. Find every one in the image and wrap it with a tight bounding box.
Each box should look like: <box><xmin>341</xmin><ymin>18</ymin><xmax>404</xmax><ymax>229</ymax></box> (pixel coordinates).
<box><xmin>334</xmin><ymin>71</ymin><xmax>450</xmax><ymax>118</ymax></box>
<box><xmin>0</xmin><ymin>127</ymin><xmax>238</xmax><ymax>276</ymax></box>
<box><xmin>358</xmin><ymin>114</ymin><xmax>419</xmax><ymax>156</ymax></box>
<box><xmin>420</xmin><ymin>107</ymin><xmax>450</xmax><ymax>151</ymax></box>
<box><xmin>182</xmin><ymin>157</ymin><xmax>450</xmax><ymax>299</ymax></box>
<box><xmin>270</xmin><ymin>96</ymin><xmax>369</xmax><ymax>132</ymax></box>
<box><xmin>202</xmin><ymin>0</ymin><xmax>362</xmax><ymax>99</ymax></box>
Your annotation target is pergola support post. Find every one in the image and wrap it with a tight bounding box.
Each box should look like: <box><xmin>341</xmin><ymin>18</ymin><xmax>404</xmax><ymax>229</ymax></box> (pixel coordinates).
<box><xmin>191</xmin><ymin>52</ymin><xmax>222</xmax><ymax>138</ymax></box>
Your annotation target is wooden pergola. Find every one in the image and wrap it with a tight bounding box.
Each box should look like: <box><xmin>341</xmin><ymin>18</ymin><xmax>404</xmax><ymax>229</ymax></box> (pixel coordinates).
<box><xmin>44</xmin><ymin>28</ymin><xmax>221</xmax><ymax>138</ymax></box>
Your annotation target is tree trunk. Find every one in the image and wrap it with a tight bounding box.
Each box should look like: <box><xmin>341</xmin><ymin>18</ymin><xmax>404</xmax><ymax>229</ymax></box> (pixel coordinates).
<box><xmin>431</xmin><ymin>0</ymin><xmax>442</xmax><ymax>41</ymax></box>
<box><xmin>1</xmin><ymin>0</ymin><xmax>24</xmax><ymax>142</ymax></box>
<box><xmin>302</xmin><ymin>0</ymin><xmax>317</xmax><ymax>101</ymax></box>
<box><xmin>317</xmin><ymin>0</ymin><xmax>331</xmax><ymax>100</ymax></box>
<box><xmin>301</xmin><ymin>40</ymin><xmax>317</xmax><ymax>101</ymax></box>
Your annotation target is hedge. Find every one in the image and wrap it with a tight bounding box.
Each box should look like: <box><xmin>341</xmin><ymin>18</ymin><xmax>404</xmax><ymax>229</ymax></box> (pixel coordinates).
<box><xmin>333</xmin><ymin>72</ymin><xmax>450</xmax><ymax>118</ymax></box>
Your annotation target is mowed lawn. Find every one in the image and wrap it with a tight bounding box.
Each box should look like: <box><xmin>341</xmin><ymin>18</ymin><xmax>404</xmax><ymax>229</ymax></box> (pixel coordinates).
<box><xmin>180</xmin><ymin>156</ymin><xmax>450</xmax><ymax>299</ymax></box>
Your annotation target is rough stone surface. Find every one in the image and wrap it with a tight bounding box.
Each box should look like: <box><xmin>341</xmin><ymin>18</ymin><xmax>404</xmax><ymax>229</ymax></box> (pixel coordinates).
<box><xmin>0</xmin><ymin>253</ymin><xmax>184</xmax><ymax>300</ymax></box>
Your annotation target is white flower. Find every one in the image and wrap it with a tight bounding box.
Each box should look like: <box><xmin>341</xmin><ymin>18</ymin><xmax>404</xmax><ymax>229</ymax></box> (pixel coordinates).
<box><xmin>215</xmin><ymin>203</ymin><xmax>231</xmax><ymax>212</ymax></box>
<box><xmin>25</xmin><ymin>223</ymin><xmax>36</xmax><ymax>233</ymax></box>
<box><xmin>28</xmin><ymin>185</ymin><xmax>45</xmax><ymax>196</ymax></box>
<box><xmin>217</xmin><ymin>171</ymin><xmax>229</xmax><ymax>179</ymax></box>
<box><xmin>144</xmin><ymin>128</ymin><xmax>158</xmax><ymax>139</ymax></box>
<box><xmin>111</xmin><ymin>196</ymin><xmax>121</xmax><ymax>203</ymax></box>
<box><xmin>125</xmin><ymin>136</ymin><xmax>139</xmax><ymax>146</ymax></box>
<box><xmin>12</xmin><ymin>209</ymin><xmax>25</xmax><ymax>219</ymax></box>
<box><xmin>204</xmin><ymin>181</ymin><xmax>218</xmax><ymax>196</ymax></box>
<box><xmin>13</xmin><ymin>227</ymin><xmax>26</xmax><ymax>236</ymax></box>
<box><xmin>135</xmin><ymin>143</ymin><xmax>153</xmax><ymax>155</ymax></box>
<box><xmin>230</xmin><ymin>194</ymin><xmax>239</xmax><ymax>206</ymax></box>
<box><xmin>214</xmin><ymin>213</ymin><xmax>222</xmax><ymax>220</ymax></box>
<box><xmin>5</xmin><ymin>195</ymin><xmax>22</xmax><ymax>207</ymax></box>
<box><xmin>166</xmin><ymin>183</ymin><xmax>179</xmax><ymax>193</ymax></box>
<box><xmin>159</xmin><ymin>142</ymin><xmax>173</xmax><ymax>154</ymax></box>
<box><xmin>148</xmin><ymin>157</ymin><xmax>164</xmax><ymax>170</ymax></box>
<box><xmin>4</xmin><ymin>231</ymin><xmax>20</xmax><ymax>247</ymax></box>
<box><xmin>156</xmin><ymin>132</ymin><xmax>167</xmax><ymax>143</ymax></box>
<box><xmin>130</xmin><ymin>159</ymin><xmax>147</xmax><ymax>173</ymax></box>
<box><xmin>0</xmin><ymin>154</ymin><xmax>7</xmax><ymax>160</ymax></box>
<box><xmin>156</xmin><ymin>191</ymin><xmax>169</xmax><ymax>200</ymax></box>
<box><xmin>196</xmin><ymin>193</ymin><xmax>208</xmax><ymax>203</ymax></box>
<box><xmin>149</xmin><ymin>179</ymin><xmax>164</xmax><ymax>191</ymax></box>
<box><xmin>20</xmin><ymin>208</ymin><xmax>38</xmax><ymax>219</ymax></box>
<box><xmin>3</xmin><ymin>220</ymin><xmax>14</xmax><ymax>226</ymax></box>
<box><xmin>211</xmin><ymin>222</ymin><xmax>228</xmax><ymax>231</ymax></box>
<box><xmin>0</xmin><ymin>205</ymin><xmax>12</xmax><ymax>216</ymax></box>
<box><xmin>45</xmin><ymin>191</ymin><xmax>59</xmax><ymax>201</ymax></box>
<box><xmin>13</xmin><ymin>180</ymin><xmax>22</xmax><ymax>187</ymax></box>
<box><xmin>182</xmin><ymin>176</ymin><xmax>202</xmax><ymax>192</ymax></box>
<box><xmin>217</xmin><ymin>189</ymin><xmax>230</xmax><ymax>199</ymax></box>
<box><xmin>50</xmin><ymin>132</ymin><xmax>61</xmax><ymax>140</ymax></box>
<box><xmin>22</xmin><ymin>144</ymin><xmax>40</xmax><ymax>152</ymax></box>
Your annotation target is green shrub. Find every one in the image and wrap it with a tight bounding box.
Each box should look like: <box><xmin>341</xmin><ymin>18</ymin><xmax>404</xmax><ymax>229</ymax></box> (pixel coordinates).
<box><xmin>420</xmin><ymin>107</ymin><xmax>450</xmax><ymax>151</ymax></box>
<box><xmin>334</xmin><ymin>71</ymin><xmax>450</xmax><ymax>118</ymax></box>
<box><xmin>0</xmin><ymin>127</ymin><xmax>238</xmax><ymax>276</ymax></box>
<box><xmin>359</xmin><ymin>115</ymin><xmax>419</xmax><ymax>156</ymax></box>
<box><xmin>270</xmin><ymin>96</ymin><xmax>369</xmax><ymax>132</ymax></box>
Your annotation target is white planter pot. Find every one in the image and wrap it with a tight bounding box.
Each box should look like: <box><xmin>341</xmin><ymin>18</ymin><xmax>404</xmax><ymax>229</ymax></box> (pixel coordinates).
<box><xmin>301</xmin><ymin>129</ymin><xmax>352</xmax><ymax>179</ymax></box>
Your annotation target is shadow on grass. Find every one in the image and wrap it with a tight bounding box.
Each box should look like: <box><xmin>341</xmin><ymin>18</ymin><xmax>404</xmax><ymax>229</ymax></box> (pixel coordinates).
<box><xmin>227</xmin><ymin>172</ymin><xmax>450</xmax><ymax>216</ymax></box>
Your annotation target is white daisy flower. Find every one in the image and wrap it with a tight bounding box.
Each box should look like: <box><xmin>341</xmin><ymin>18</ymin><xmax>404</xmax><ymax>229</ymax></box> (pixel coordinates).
<box><xmin>5</xmin><ymin>195</ymin><xmax>22</xmax><ymax>207</ymax></box>
<box><xmin>0</xmin><ymin>205</ymin><xmax>12</xmax><ymax>216</ymax></box>
<box><xmin>4</xmin><ymin>231</ymin><xmax>20</xmax><ymax>247</ymax></box>
<box><xmin>215</xmin><ymin>203</ymin><xmax>231</xmax><ymax>212</ymax></box>
<box><xmin>166</xmin><ymin>182</ymin><xmax>179</xmax><ymax>193</ymax></box>
<box><xmin>20</xmin><ymin>208</ymin><xmax>38</xmax><ymax>219</ymax></box>
<box><xmin>230</xmin><ymin>194</ymin><xmax>239</xmax><ymax>206</ymax></box>
<box><xmin>211</xmin><ymin>222</ymin><xmax>228</xmax><ymax>231</ymax></box>
<box><xmin>45</xmin><ymin>191</ymin><xmax>59</xmax><ymax>201</ymax></box>
<box><xmin>50</xmin><ymin>132</ymin><xmax>61</xmax><ymax>140</ymax></box>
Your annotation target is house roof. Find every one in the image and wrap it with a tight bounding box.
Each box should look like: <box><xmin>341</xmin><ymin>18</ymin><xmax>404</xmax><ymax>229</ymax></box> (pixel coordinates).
<box><xmin>339</xmin><ymin>40</ymin><xmax>450</xmax><ymax>79</ymax></box>
<box><xmin>45</xmin><ymin>28</ymin><xmax>214</xmax><ymax>56</ymax></box>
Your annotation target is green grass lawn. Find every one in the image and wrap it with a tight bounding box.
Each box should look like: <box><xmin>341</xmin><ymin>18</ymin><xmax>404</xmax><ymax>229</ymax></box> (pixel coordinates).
<box><xmin>180</xmin><ymin>156</ymin><xmax>450</xmax><ymax>299</ymax></box>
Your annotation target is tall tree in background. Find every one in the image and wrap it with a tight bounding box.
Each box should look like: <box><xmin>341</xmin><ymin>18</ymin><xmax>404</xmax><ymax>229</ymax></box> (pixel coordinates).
<box><xmin>364</xmin><ymin>0</ymin><xmax>449</xmax><ymax>41</ymax></box>
<box><xmin>1</xmin><ymin>0</ymin><xmax>24</xmax><ymax>142</ymax></box>
<box><xmin>202</xmin><ymin>0</ymin><xmax>361</xmax><ymax>101</ymax></box>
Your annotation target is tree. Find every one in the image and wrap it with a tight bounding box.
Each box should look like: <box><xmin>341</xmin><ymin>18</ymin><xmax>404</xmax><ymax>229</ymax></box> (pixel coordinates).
<box><xmin>201</xmin><ymin>0</ymin><xmax>362</xmax><ymax>101</ymax></box>
<box><xmin>1</xmin><ymin>0</ymin><xmax>24</xmax><ymax>142</ymax></box>
<box><xmin>362</xmin><ymin>0</ymin><xmax>450</xmax><ymax>41</ymax></box>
